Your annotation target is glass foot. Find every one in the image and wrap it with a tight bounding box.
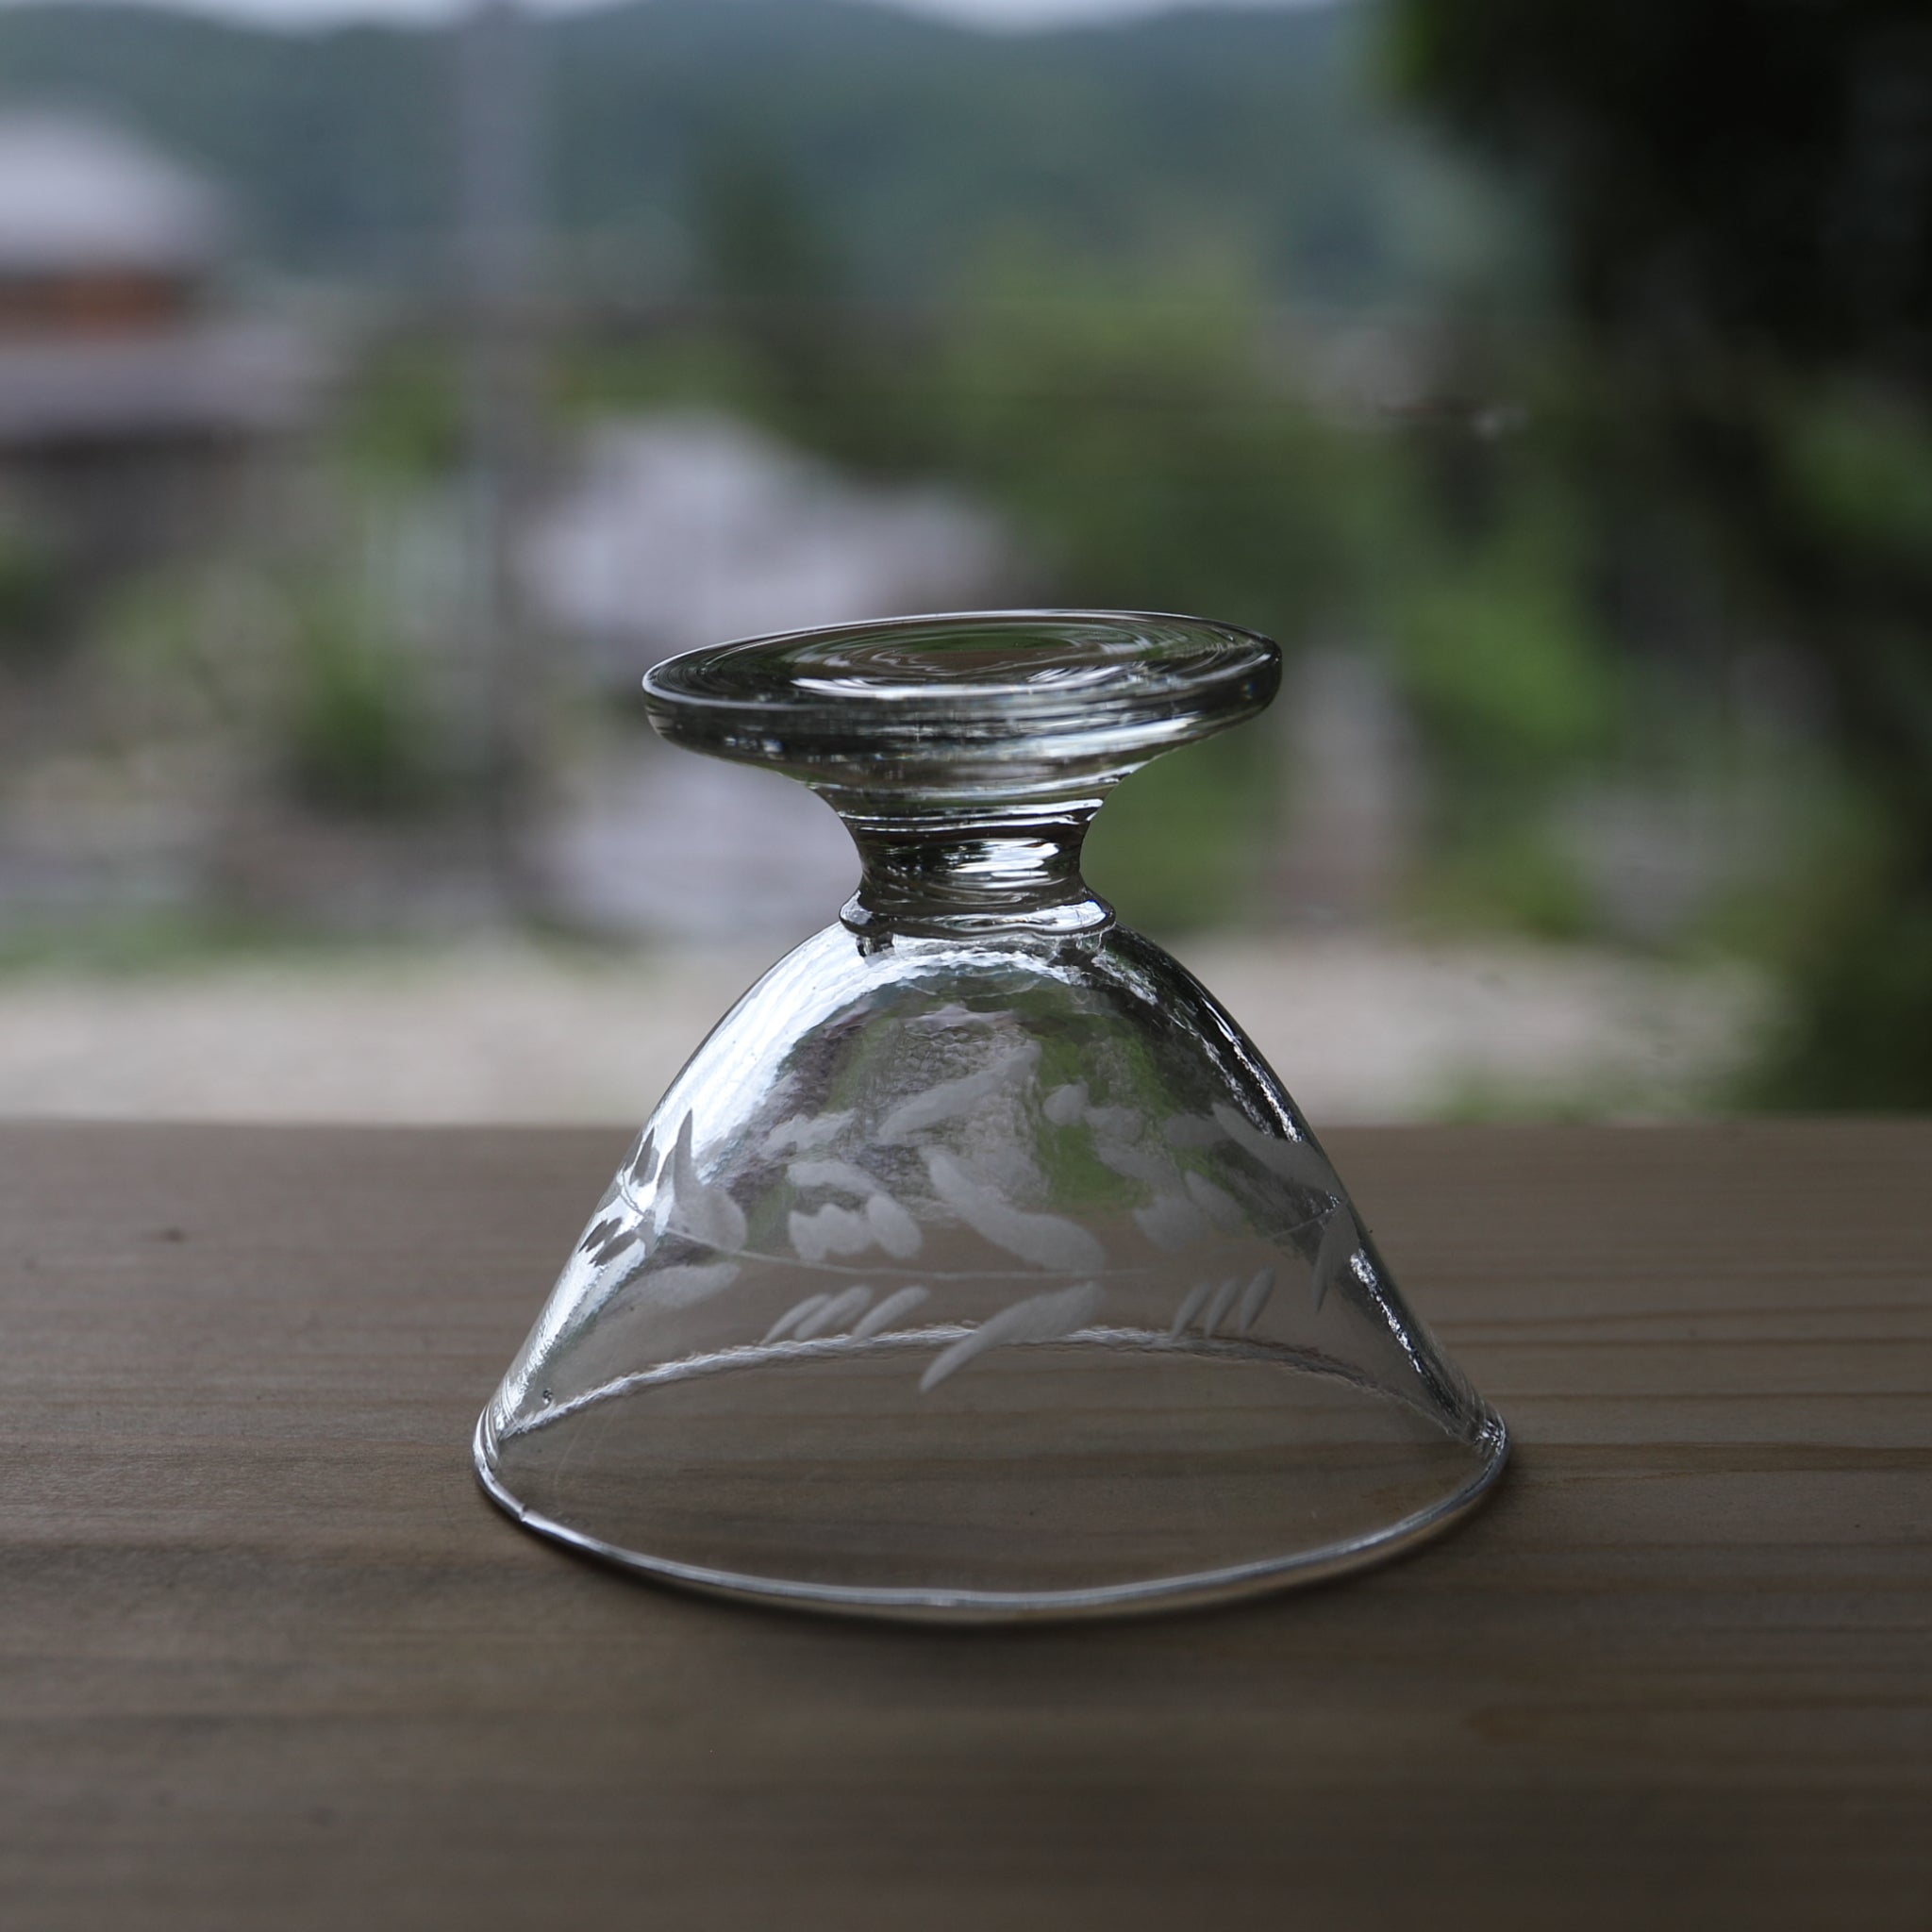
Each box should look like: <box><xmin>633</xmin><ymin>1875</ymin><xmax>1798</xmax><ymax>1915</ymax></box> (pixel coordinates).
<box><xmin>476</xmin><ymin>1328</ymin><xmax>1507</xmax><ymax>1620</ymax></box>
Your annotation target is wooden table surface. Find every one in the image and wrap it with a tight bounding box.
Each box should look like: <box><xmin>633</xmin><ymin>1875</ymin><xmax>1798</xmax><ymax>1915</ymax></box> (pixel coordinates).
<box><xmin>2</xmin><ymin>1119</ymin><xmax>1927</xmax><ymax>1931</ymax></box>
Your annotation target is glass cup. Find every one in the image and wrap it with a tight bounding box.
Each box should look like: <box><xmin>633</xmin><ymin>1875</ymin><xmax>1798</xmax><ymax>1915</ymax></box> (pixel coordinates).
<box><xmin>475</xmin><ymin>611</ymin><xmax>1507</xmax><ymax>1619</ymax></box>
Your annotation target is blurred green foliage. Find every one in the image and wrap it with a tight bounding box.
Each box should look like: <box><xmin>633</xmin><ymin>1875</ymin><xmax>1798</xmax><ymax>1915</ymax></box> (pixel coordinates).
<box><xmin>1084</xmin><ymin>731</ymin><xmax>1276</xmax><ymax>935</ymax></box>
<box><xmin>1391</xmin><ymin>504</ymin><xmax>1617</xmax><ymax>783</ymax></box>
<box><xmin>924</xmin><ymin>264</ymin><xmax>1362</xmax><ymax>632</ymax></box>
<box><xmin>280</xmin><ymin>587</ymin><xmax>449</xmax><ymax>820</ymax></box>
<box><xmin>1783</xmin><ymin>389</ymin><xmax>1932</xmax><ymax>561</ymax></box>
<box><xmin>0</xmin><ymin>517</ymin><xmax>65</xmax><ymax>667</ymax></box>
<box><xmin>337</xmin><ymin>342</ymin><xmax>468</xmax><ymax>484</ymax></box>
<box><xmin>1397</xmin><ymin>0</ymin><xmax>1932</xmax><ymax>1105</ymax></box>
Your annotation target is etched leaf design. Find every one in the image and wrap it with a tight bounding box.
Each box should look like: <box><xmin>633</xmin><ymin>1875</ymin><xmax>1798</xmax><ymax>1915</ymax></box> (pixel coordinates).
<box><xmin>787</xmin><ymin>1157</ymin><xmax>888</xmax><ymax>1196</ymax></box>
<box><xmin>793</xmin><ymin>1285</ymin><xmax>873</xmax><ymax>1340</ymax></box>
<box><xmin>1134</xmin><ymin>1191</ymin><xmax>1216</xmax><ymax>1252</ymax></box>
<box><xmin>1170</xmin><ymin>1269</ymin><xmax>1274</xmax><ymax>1340</ymax></box>
<box><xmin>852</xmin><ymin>1285</ymin><xmax>930</xmax><ymax>1340</ymax></box>
<box><xmin>1084</xmin><ymin>1104</ymin><xmax>1144</xmax><ymax>1141</ymax></box>
<box><xmin>663</xmin><ymin>1113</ymin><xmax>748</xmax><ymax>1251</ymax></box>
<box><xmin>1208</xmin><ymin>1103</ymin><xmax>1341</xmax><ymax>1198</ymax></box>
<box><xmin>877</xmin><ymin>1040</ymin><xmax>1041</xmax><ymax>1143</ymax></box>
<box><xmin>1234</xmin><ymin>1265</ymin><xmax>1276</xmax><ymax>1335</ymax></box>
<box><xmin>1197</xmin><ymin>1277</ymin><xmax>1243</xmax><ymax>1337</ymax></box>
<box><xmin>577</xmin><ymin>1211</ymin><xmax>634</xmax><ymax>1265</ymax></box>
<box><xmin>1183</xmin><ymin>1172</ymin><xmax>1247</xmax><ymax>1232</ymax></box>
<box><xmin>921</xmin><ymin>1147</ymin><xmax>1105</xmax><ymax>1274</ymax></box>
<box><xmin>762</xmin><ymin>1292</ymin><xmax>832</xmax><ymax>1344</ymax></box>
<box><xmin>788</xmin><ymin>1202</ymin><xmax>882</xmax><ymax>1263</ymax></box>
<box><xmin>787</xmin><ymin>1158</ymin><xmax>923</xmax><ymax>1260</ymax></box>
<box><xmin>1167</xmin><ymin>1279</ymin><xmax>1215</xmax><ymax>1340</ymax></box>
<box><xmin>1042</xmin><ymin>1080</ymin><xmax>1090</xmax><ymax>1125</ymax></box>
<box><xmin>920</xmin><ymin>1281</ymin><xmax>1105</xmax><ymax>1393</ymax></box>
<box><xmin>1092</xmin><ymin>1138</ymin><xmax>1174</xmax><ymax>1189</ymax></box>
<box><xmin>639</xmin><ymin>1260</ymin><xmax>741</xmax><ymax>1310</ymax></box>
<box><xmin>863</xmin><ymin>1191</ymin><xmax>923</xmax><ymax>1259</ymax></box>
<box><xmin>760</xmin><ymin>1111</ymin><xmax>855</xmax><ymax>1158</ymax></box>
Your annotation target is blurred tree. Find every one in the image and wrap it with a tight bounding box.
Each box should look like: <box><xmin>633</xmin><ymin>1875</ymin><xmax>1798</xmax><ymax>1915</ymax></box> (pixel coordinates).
<box><xmin>0</xmin><ymin>515</ymin><xmax>65</xmax><ymax>669</ymax></box>
<box><xmin>689</xmin><ymin>137</ymin><xmax>848</xmax><ymax>429</ymax></box>
<box><xmin>1395</xmin><ymin>0</ymin><xmax>1932</xmax><ymax>1103</ymax></box>
<box><xmin>920</xmin><ymin>263</ymin><xmax>1371</xmax><ymax>929</ymax></box>
<box><xmin>931</xmin><ymin>258</ymin><xmax>1365</xmax><ymax>635</ymax></box>
<box><xmin>281</xmin><ymin>587</ymin><xmax>448</xmax><ymax>821</ymax></box>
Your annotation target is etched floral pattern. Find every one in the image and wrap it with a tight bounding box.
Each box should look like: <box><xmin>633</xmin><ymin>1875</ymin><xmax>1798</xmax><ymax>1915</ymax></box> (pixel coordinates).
<box><xmin>541</xmin><ymin>997</ymin><xmax>1384</xmax><ymax>1403</ymax></box>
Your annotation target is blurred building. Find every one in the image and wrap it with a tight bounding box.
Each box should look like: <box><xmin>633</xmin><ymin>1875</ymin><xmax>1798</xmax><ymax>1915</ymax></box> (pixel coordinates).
<box><xmin>524</xmin><ymin>409</ymin><xmax>1024</xmax><ymax>937</ymax></box>
<box><xmin>523</xmin><ymin>410</ymin><xmax>1019</xmax><ymax>681</ymax></box>
<box><xmin>0</xmin><ymin>112</ymin><xmax>322</xmax><ymax>578</ymax></box>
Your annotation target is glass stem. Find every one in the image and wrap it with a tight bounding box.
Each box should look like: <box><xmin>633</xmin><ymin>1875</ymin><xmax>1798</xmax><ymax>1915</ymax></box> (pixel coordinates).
<box><xmin>832</xmin><ymin>799</ymin><xmax>1114</xmax><ymax>940</ymax></box>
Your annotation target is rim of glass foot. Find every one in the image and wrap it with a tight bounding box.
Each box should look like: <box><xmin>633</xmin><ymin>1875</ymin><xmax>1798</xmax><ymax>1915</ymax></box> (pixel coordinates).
<box><xmin>474</xmin><ymin>1403</ymin><xmax>1509</xmax><ymax>1624</ymax></box>
<box><xmin>640</xmin><ymin>608</ymin><xmax>1280</xmax><ymax>799</ymax></box>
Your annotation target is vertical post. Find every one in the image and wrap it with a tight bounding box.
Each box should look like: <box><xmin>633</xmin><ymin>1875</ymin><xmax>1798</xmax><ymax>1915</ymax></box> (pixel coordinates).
<box><xmin>456</xmin><ymin>0</ymin><xmax>541</xmax><ymax>914</ymax></box>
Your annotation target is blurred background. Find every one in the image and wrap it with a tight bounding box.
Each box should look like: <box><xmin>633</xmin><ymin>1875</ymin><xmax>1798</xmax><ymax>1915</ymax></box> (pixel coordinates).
<box><xmin>0</xmin><ymin>0</ymin><xmax>1925</xmax><ymax>1125</ymax></box>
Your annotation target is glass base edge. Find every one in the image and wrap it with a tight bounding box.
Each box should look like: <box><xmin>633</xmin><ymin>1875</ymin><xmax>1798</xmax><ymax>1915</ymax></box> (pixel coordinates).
<box><xmin>470</xmin><ymin>1407</ymin><xmax>1510</xmax><ymax>1624</ymax></box>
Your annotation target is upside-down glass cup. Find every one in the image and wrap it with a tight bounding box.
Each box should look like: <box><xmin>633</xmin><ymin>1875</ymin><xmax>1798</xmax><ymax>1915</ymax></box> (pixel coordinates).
<box><xmin>475</xmin><ymin>611</ymin><xmax>1507</xmax><ymax>1619</ymax></box>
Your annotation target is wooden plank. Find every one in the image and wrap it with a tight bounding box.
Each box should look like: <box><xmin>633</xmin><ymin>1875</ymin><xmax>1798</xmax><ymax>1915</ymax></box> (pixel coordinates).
<box><xmin>0</xmin><ymin>1120</ymin><xmax>1927</xmax><ymax>1931</ymax></box>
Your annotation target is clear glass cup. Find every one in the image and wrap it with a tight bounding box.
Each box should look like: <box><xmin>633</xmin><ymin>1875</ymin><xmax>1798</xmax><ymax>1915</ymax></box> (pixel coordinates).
<box><xmin>475</xmin><ymin>611</ymin><xmax>1507</xmax><ymax>1619</ymax></box>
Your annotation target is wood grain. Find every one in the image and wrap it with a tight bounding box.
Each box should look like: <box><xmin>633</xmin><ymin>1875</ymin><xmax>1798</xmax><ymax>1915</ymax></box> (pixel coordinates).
<box><xmin>1</xmin><ymin>1120</ymin><xmax>1927</xmax><ymax>1931</ymax></box>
